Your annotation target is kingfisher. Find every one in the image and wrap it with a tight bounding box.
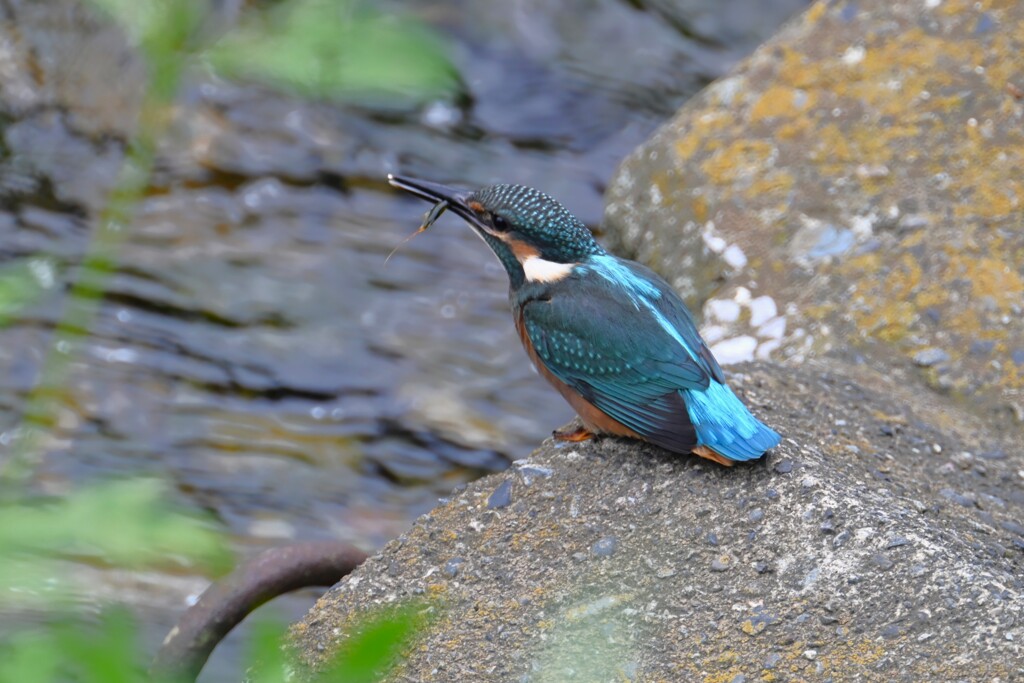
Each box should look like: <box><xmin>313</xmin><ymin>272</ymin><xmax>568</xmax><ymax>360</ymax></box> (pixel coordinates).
<box><xmin>387</xmin><ymin>175</ymin><xmax>781</xmax><ymax>466</ymax></box>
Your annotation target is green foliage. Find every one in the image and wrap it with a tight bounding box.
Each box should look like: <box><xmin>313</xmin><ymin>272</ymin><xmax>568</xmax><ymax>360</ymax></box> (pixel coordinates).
<box><xmin>0</xmin><ymin>258</ymin><xmax>55</xmax><ymax>328</ymax></box>
<box><xmin>0</xmin><ymin>480</ymin><xmax>233</xmax><ymax>597</ymax></box>
<box><xmin>88</xmin><ymin>0</ymin><xmax>459</xmax><ymax>104</ymax></box>
<box><xmin>207</xmin><ymin>0</ymin><xmax>459</xmax><ymax>103</ymax></box>
<box><xmin>1</xmin><ymin>0</ymin><xmax>449</xmax><ymax>679</ymax></box>
<box><xmin>323</xmin><ymin>602</ymin><xmax>429</xmax><ymax>683</ymax></box>
<box><xmin>0</xmin><ymin>602</ymin><xmax>430</xmax><ymax>683</ymax></box>
<box><xmin>245</xmin><ymin>601</ymin><xmax>430</xmax><ymax>683</ymax></box>
<box><xmin>243</xmin><ymin>617</ymin><xmax>295</xmax><ymax>683</ymax></box>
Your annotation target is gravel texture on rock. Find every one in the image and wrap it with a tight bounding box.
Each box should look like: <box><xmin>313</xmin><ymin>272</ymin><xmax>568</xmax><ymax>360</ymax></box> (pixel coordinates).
<box><xmin>292</xmin><ymin>363</ymin><xmax>1023</xmax><ymax>681</ymax></box>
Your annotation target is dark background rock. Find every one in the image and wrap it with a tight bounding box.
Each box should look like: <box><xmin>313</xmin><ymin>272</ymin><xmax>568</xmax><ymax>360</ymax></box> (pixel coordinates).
<box><xmin>0</xmin><ymin>0</ymin><xmax>144</xmax><ymax>210</ymax></box>
<box><xmin>292</xmin><ymin>362</ymin><xmax>1023</xmax><ymax>681</ymax></box>
<box><xmin>603</xmin><ymin>0</ymin><xmax>1024</xmax><ymax>430</ymax></box>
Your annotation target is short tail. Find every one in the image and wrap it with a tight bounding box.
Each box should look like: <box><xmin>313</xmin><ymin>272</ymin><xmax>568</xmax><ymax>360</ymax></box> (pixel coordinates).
<box><xmin>685</xmin><ymin>382</ymin><xmax>781</xmax><ymax>463</ymax></box>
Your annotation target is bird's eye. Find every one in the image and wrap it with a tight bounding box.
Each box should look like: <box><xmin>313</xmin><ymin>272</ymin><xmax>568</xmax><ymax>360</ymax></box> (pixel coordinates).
<box><xmin>492</xmin><ymin>214</ymin><xmax>510</xmax><ymax>232</ymax></box>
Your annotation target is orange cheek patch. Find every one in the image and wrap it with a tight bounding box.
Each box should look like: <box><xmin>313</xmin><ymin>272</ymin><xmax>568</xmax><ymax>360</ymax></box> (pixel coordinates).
<box><xmin>507</xmin><ymin>239</ymin><xmax>540</xmax><ymax>260</ymax></box>
<box><xmin>468</xmin><ymin>200</ymin><xmax>485</xmax><ymax>212</ymax></box>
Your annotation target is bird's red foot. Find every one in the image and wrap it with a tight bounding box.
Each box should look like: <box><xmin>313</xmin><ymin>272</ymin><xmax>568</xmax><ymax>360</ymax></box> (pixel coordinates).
<box><xmin>552</xmin><ymin>425</ymin><xmax>595</xmax><ymax>443</ymax></box>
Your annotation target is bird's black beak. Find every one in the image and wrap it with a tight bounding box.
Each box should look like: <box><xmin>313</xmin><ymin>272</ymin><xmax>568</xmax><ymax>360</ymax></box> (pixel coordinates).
<box><xmin>387</xmin><ymin>174</ymin><xmax>484</xmax><ymax>229</ymax></box>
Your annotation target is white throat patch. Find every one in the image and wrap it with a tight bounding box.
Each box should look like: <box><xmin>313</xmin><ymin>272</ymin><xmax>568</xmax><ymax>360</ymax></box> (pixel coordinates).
<box><xmin>522</xmin><ymin>256</ymin><xmax>576</xmax><ymax>283</ymax></box>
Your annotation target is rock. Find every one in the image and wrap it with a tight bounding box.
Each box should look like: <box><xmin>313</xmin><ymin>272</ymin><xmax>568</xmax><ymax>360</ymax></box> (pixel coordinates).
<box><xmin>293</xmin><ymin>364</ymin><xmax>1022</xmax><ymax>681</ymax></box>
<box><xmin>591</xmin><ymin>536</ymin><xmax>618</xmax><ymax>558</ymax></box>
<box><xmin>0</xmin><ymin>0</ymin><xmax>145</xmax><ymax>210</ymax></box>
<box><xmin>913</xmin><ymin>348</ymin><xmax>950</xmax><ymax>368</ymax></box>
<box><xmin>710</xmin><ymin>555</ymin><xmax>733</xmax><ymax>572</ymax></box>
<box><xmin>603</xmin><ymin>0</ymin><xmax>1024</xmax><ymax>426</ymax></box>
<box><xmin>486</xmin><ymin>479</ymin><xmax>513</xmax><ymax>509</ymax></box>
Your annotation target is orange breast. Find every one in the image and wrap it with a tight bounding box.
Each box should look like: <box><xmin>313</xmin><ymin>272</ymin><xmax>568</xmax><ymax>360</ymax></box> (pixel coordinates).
<box><xmin>514</xmin><ymin>311</ymin><xmax>642</xmax><ymax>440</ymax></box>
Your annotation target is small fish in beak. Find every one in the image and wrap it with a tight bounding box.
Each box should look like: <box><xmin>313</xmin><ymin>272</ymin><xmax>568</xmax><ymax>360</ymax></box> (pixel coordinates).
<box><xmin>385</xmin><ymin>198</ymin><xmax>448</xmax><ymax>264</ymax></box>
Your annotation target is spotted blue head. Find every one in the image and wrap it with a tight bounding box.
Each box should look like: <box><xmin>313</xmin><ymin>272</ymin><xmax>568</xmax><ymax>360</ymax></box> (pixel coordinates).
<box><xmin>388</xmin><ymin>175</ymin><xmax>604</xmax><ymax>289</ymax></box>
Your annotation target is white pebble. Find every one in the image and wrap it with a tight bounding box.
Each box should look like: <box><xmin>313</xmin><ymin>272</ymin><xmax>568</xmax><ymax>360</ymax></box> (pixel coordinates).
<box><xmin>710</xmin><ymin>336</ymin><xmax>757</xmax><ymax>364</ymax></box>
<box><xmin>703</xmin><ymin>234</ymin><xmax>727</xmax><ymax>253</ymax></box>
<box><xmin>701</xmin><ymin>325</ymin><xmax>727</xmax><ymax>344</ymax></box>
<box><xmin>758</xmin><ymin>316</ymin><xmax>787</xmax><ymax>340</ymax></box>
<box><xmin>755</xmin><ymin>339</ymin><xmax>781</xmax><ymax>360</ymax></box>
<box><xmin>841</xmin><ymin>45</ymin><xmax>865</xmax><ymax>66</ymax></box>
<box><xmin>748</xmin><ymin>296</ymin><xmax>778</xmax><ymax>327</ymax></box>
<box><xmin>706</xmin><ymin>299</ymin><xmax>741</xmax><ymax>323</ymax></box>
<box><xmin>850</xmin><ymin>213</ymin><xmax>876</xmax><ymax>238</ymax></box>
<box><xmin>723</xmin><ymin>244</ymin><xmax>748</xmax><ymax>269</ymax></box>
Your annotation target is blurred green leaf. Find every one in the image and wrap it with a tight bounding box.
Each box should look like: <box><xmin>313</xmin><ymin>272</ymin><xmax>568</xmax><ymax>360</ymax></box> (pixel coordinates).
<box><xmin>86</xmin><ymin>0</ymin><xmax>163</xmax><ymax>41</ymax></box>
<box><xmin>86</xmin><ymin>0</ymin><xmax>204</xmax><ymax>50</ymax></box>
<box><xmin>244</xmin><ymin>615</ymin><xmax>293</xmax><ymax>683</ymax></box>
<box><xmin>0</xmin><ymin>479</ymin><xmax>233</xmax><ymax>580</ymax></box>
<box><xmin>244</xmin><ymin>601</ymin><xmax>431</xmax><ymax>683</ymax></box>
<box><xmin>85</xmin><ymin>0</ymin><xmax>205</xmax><ymax>99</ymax></box>
<box><xmin>0</xmin><ymin>258</ymin><xmax>55</xmax><ymax>327</ymax></box>
<box><xmin>0</xmin><ymin>629</ymin><xmax>61</xmax><ymax>683</ymax></box>
<box><xmin>0</xmin><ymin>610</ymin><xmax>143</xmax><ymax>683</ymax></box>
<box><xmin>206</xmin><ymin>0</ymin><xmax>459</xmax><ymax>104</ymax></box>
<box><xmin>55</xmin><ymin>609</ymin><xmax>142</xmax><ymax>683</ymax></box>
<box><xmin>323</xmin><ymin>602</ymin><xmax>428</xmax><ymax>683</ymax></box>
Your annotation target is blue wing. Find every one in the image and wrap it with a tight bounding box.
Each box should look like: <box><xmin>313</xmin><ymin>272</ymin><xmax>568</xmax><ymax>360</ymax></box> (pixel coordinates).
<box><xmin>520</xmin><ymin>258</ymin><xmax>712</xmax><ymax>452</ymax></box>
<box><xmin>521</xmin><ymin>255</ymin><xmax>779</xmax><ymax>460</ymax></box>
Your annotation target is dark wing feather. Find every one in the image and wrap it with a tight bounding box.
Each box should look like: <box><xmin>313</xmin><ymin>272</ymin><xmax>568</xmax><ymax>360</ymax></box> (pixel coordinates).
<box><xmin>620</xmin><ymin>259</ymin><xmax>726</xmax><ymax>384</ymax></box>
<box><xmin>520</xmin><ymin>268</ymin><xmax>713</xmax><ymax>450</ymax></box>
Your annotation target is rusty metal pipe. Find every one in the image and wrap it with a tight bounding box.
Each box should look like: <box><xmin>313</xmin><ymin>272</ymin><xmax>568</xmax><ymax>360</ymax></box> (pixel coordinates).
<box><xmin>151</xmin><ymin>541</ymin><xmax>368</xmax><ymax>682</ymax></box>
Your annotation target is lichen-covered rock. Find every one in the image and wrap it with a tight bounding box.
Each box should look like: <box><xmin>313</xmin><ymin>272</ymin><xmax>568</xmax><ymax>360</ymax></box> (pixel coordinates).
<box><xmin>603</xmin><ymin>0</ymin><xmax>1024</xmax><ymax>427</ymax></box>
<box><xmin>292</xmin><ymin>363</ymin><xmax>1023</xmax><ymax>681</ymax></box>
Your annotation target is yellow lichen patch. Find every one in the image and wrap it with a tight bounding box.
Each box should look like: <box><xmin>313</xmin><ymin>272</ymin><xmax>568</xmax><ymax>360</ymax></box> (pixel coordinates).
<box><xmin>871</xmin><ymin>408</ymin><xmax>908</xmax><ymax>424</ymax></box>
<box><xmin>854</xmin><ymin>300</ymin><xmax>918</xmax><ymax>342</ymax></box>
<box><xmin>803</xmin><ymin>0</ymin><xmax>827</xmax><ymax>27</ymax></box>
<box><xmin>803</xmin><ymin>302</ymin><xmax>836</xmax><ymax>320</ymax></box>
<box><xmin>810</xmin><ymin>122</ymin><xmax>920</xmax><ymax>172</ymax></box>
<box><xmin>694</xmin><ymin>111</ymin><xmax>738</xmax><ymax>137</ymax></box>
<box><xmin>746</xmin><ymin>170</ymin><xmax>795</xmax><ymax>199</ymax></box>
<box><xmin>675</xmin><ymin>132</ymin><xmax>703</xmax><ymax>161</ymax></box>
<box><xmin>982</xmin><ymin>31</ymin><xmax>1024</xmax><ymax>90</ymax></box>
<box><xmin>1000</xmin><ymin>360</ymin><xmax>1024</xmax><ymax>389</ymax></box>
<box><xmin>914</xmin><ymin>284</ymin><xmax>947</xmax><ymax>310</ymax></box>
<box><xmin>749</xmin><ymin>86</ymin><xmax>813</xmax><ymax>122</ymax></box>
<box><xmin>677</xmin><ymin>112</ymin><xmax>738</xmax><ymax>161</ymax></box>
<box><xmin>777</xmin><ymin>46</ymin><xmax>830</xmax><ymax>90</ymax></box>
<box><xmin>700</xmin><ymin>139</ymin><xmax>776</xmax><ymax>185</ymax></box>
<box><xmin>844</xmin><ymin>251</ymin><xmax>882</xmax><ymax>273</ymax></box>
<box><xmin>950</xmin><ymin>254</ymin><xmax>1024</xmax><ymax>308</ymax></box>
<box><xmin>776</xmin><ymin>116</ymin><xmax>814</xmax><ymax>140</ymax></box>
<box><xmin>851</xmin><ymin>28</ymin><xmax>976</xmax><ymax>103</ymax></box>
<box><xmin>693</xmin><ymin>194</ymin><xmax>709</xmax><ymax>223</ymax></box>
<box><xmin>953</xmin><ymin>181</ymin><xmax>1021</xmax><ymax>219</ymax></box>
<box><xmin>888</xmin><ymin>254</ymin><xmax>923</xmax><ymax>300</ymax></box>
<box><xmin>936</xmin><ymin>0</ymin><xmax>1005</xmax><ymax>15</ymax></box>
<box><xmin>928</xmin><ymin>92</ymin><xmax>967</xmax><ymax>113</ymax></box>
<box><xmin>843</xmin><ymin>253</ymin><xmax>927</xmax><ymax>342</ymax></box>
<box><xmin>651</xmin><ymin>169</ymin><xmax>673</xmax><ymax>204</ymax></box>
<box><xmin>703</xmin><ymin>669</ymin><xmax>747</xmax><ymax>683</ymax></box>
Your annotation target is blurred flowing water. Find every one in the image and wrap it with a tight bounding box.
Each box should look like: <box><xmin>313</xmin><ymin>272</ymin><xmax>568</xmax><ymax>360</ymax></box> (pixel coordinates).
<box><xmin>0</xmin><ymin>0</ymin><xmax>805</xmax><ymax>678</ymax></box>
